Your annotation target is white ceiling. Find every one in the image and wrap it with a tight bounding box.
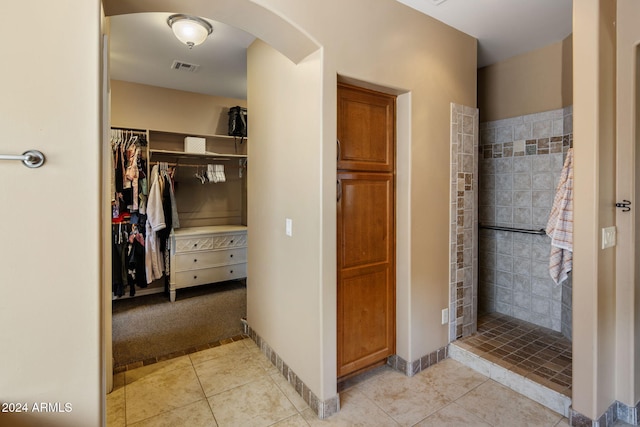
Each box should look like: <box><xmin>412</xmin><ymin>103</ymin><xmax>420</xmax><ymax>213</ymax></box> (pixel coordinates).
<box><xmin>109</xmin><ymin>13</ymin><xmax>255</xmax><ymax>99</ymax></box>
<box><xmin>109</xmin><ymin>2</ymin><xmax>573</xmax><ymax>99</ymax></box>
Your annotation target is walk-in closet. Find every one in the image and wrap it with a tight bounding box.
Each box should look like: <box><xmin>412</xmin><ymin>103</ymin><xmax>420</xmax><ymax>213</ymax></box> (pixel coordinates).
<box><xmin>108</xmin><ymin>12</ymin><xmax>253</xmax><ymax>369</ymax></box>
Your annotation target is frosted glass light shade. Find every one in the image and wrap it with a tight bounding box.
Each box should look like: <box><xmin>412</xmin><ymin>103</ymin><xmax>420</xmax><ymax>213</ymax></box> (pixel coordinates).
<box><xmin>167</xmin><ymin>14</ymin><xmax>213</xmax><ymax>49</ymax></box>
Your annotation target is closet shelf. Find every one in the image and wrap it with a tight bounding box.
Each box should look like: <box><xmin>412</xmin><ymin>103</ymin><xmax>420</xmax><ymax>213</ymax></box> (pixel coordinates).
<box><xmin>150</xmin><ymin>149</ymin><xmax>247</xmax><ymax>159</ymax></box>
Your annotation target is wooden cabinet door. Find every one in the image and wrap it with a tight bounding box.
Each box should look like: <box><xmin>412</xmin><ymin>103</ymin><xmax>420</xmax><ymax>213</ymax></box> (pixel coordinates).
<box><xmin>337</xmin><ymin>172</ymin><xmax>395</xmax><ymax>378</ymax></box>
<box><xmin>337</xmin><ymin>83</ymin><xmax>395</xmax><ymax>380</ymax></box>
<box><xmin>337</xmin><ymin>83</ymin><xmax>395</xmax><ymax>172</ymax></box>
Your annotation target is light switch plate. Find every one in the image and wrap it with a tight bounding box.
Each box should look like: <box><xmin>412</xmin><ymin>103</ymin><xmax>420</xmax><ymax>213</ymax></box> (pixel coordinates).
<box><xmin>285</xmin><ymin>218</ymin><xmax>293</xmax><ymax>237</ymax></box>
<box><xmin>602</xmin><ymin>226</ymin><xmax>616</xmax><ymax>249</ymax></box>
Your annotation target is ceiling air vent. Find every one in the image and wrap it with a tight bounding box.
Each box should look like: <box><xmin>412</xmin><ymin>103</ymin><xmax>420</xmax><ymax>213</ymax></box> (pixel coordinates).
<box><xmin>171</xmin><ymin>60</ymin><xmax>200</xmax><ymax>72</ymax></box>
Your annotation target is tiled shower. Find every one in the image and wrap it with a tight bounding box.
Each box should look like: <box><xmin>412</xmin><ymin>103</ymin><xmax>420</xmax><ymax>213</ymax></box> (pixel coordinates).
<box><xmin>450</xmin><ymin>105</ymin><xmax>573</xmax><ymax>343</ymax></box>
<box><xmin>477</xmin><ymin>106</ymin><xmax>573</xmax><ymax>340</ymax></box>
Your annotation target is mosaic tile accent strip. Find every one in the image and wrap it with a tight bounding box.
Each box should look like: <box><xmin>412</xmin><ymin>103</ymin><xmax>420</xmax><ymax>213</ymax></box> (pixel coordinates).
<box><xmin>386</xmin><ymin>345</ymin><xmax>448</xmax><ymax>377</ymax></box>
<box><xmin>569</xmin><ymin>401</ymin><xmax>617</xmax><ymax>427</ymax></box>
<box><xmin>450</xmin><ymin>103</ymin><xmax>479</xmax><ymax>341</ymax></box>
<box><xmin>616</xmin><ymin>400</ymin><xmax>640</xmax><ymax>425</ymax></box>
<box><xmin>483</xmin><ymin>135</ymin><xmax>572</xmax><ymax>158</ymax></box>
<box><xmin>244</xmin><ymin>321</ymin><xmax>340</xmax><ymax>419</ymax></box>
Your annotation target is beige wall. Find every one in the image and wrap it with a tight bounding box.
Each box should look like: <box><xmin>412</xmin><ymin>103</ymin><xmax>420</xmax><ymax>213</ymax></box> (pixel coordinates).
<box><xmin>106</xmin><ymin>0</ymin><xmax>476</xmax><ymax>406</ymax></box>
<box><xmin>572</xmin><ymin>0</ymin><xmax>617</xmax><ymax>419</ymax></box>
<box><xmin>247</xmin><ymin>40</ymin><xmax>325</xmax><ymax>395</ymax></box>
<box><xmin>247</xmin><ymin>0</ymin><xmax>477</xmax><ymax>400</ymax></box>
<box><xmin>616</xmin><ymin>0</ymin><xmax>640</xmax><ymax>409</ymax></box>
<box><xmin>478</xmin><ymin>36</ymin><xmax>573</xmax><ymax>122</ymax></box>
<box><xmin>2</xmin><ymin>0</ymin><xmax>477</xmax><ymax>421</ymax></box>
<box><xmin>110</xmin><ymin>80</ymin><xmax>247</xmax><ymax>136</ymax></box>
<box><xmin>0</xmin><ymin>1</ymin><xmax>103</xmax><ymax>425</ymax></box>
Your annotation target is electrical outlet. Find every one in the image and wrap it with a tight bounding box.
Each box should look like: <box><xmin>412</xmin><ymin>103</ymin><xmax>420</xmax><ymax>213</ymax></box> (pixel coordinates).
<box><xmin>602</xmin><ymin>226</ymin><xmax>616</xmax><ymax>249</ymax></box>
<box><xmin>441</xmin><ymin>308</ymin><xmax>449</xmax><ymax>325</ymax></box>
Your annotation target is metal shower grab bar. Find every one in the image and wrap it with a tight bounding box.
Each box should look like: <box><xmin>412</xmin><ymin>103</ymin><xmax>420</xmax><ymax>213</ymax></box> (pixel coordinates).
<box><xmin>0</xmin><ymin>150</ymin><xmax>45</xmax><ymax>168</ymax></box>
<box><xmin>479</xmin><ymin>224</ymin><xmax>546</xmax><ymax>235</ymax></box>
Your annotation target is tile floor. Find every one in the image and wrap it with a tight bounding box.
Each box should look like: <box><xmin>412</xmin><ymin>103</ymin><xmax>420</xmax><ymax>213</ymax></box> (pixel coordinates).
<box><xmin>455</xmin><ymin>313</ymin><xmax>573</xmax><ymax>397</ymax></box>
<box><xmin>108</xmin><ymin>336</ymin><xmax>582</xmax><ymax>427</ymax></box>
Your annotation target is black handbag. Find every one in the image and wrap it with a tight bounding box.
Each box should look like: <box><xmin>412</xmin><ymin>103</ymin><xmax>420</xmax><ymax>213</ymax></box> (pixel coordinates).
<box><xmin>228</xmin><ymin>106</ymin><xmax>248</xmax><ymax>138</ymax></box>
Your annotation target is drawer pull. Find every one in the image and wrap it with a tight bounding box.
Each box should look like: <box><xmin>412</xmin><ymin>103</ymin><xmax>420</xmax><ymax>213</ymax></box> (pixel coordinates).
<box><xmin>230</xmin><ymin>254</ymin><xmax>233</xmax><ymax>258</ymax></box>
<box><xmin>194</xmin><ymin>275</ymin><xmax>197</xmax><ymax>279</ymax></box>
<box><xmin>230</xmin><ymin>240</ymin><xmax>234</xmax><ymax>244</ymax></box>
<box><xmin>193</xmin><ymin>243</ymin><xmax>198</xmax><ymax>248</ymax></box>
<box><xmin>194</xmin><ymin>259</ymin><xmax>198</xmax><ymax>263</ymax></box>
<box><xmin>230</xmin><ymin>270</ymin><xmax>234</xmax><ymax>274</ymax></box>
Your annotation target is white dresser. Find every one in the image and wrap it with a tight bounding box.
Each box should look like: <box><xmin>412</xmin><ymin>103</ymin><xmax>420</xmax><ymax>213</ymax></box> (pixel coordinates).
<box><xmin>169</xmin><ymin>225</ymin><xmax>247</xmax><ymax>302</ymax></box>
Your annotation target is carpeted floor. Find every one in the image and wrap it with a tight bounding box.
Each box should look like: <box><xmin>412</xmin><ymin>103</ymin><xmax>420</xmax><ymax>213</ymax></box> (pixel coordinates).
<box><xmin>112</xmin><ymin>280</ymin><xmax>247</xmax><ymax>368</ymax></box>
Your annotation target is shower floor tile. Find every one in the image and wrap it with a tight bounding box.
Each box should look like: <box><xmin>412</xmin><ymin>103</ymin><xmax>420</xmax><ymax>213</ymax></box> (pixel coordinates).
<box><xmin>456</xmin><ymin>313</ymin><xmax>572</xmax><ymax>397</ymax></box>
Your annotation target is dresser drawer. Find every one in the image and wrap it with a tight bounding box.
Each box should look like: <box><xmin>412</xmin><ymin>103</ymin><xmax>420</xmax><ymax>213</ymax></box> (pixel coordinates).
<box><xmin>174</xmin><ymin>233</ymin><xmax>247</xmax><ymax>253</ymax></box>
<box><xmin>173</xmin><ymin>248</ymin><xmax>247</xmax><ymax>271</ymax></box>
<box><xmin>173</xmin><ymin>263</ymin><xmax>247</xmax><ymax>289</ymax></box>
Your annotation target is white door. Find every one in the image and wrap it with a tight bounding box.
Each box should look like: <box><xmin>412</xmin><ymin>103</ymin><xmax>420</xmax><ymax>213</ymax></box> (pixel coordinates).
<box><xmin>0</xmin><ymin>1</ymin><xmax>103</xmax><ymax>425</ymax></box>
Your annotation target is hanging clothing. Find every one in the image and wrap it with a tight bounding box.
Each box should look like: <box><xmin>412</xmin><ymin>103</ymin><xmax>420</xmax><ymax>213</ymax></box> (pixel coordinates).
<box><xmin>112</xmin><ymin>229</ymin><xmax>127</xmax><ymax>298</ymax></box>
<box><xmin>127</xmin><ymin>231</ymin><xmax>147</xmax><ymax>290</ymax></box>
<box><xmin>546</xmin><ymin>148</ymin><xmax>573</xmax><ymax>285</ymax></box>
<box><xmin>168</xmin><ymin>173</ymin><xmax>180</xmax><ymax>230</ymax></box>
<box><xmin>125</xmin><ymin>145</ymin><xmax>140</xmax><ymax>211</ymax></box>
<box><xmin>145</xmin><ymin>165</ymin><xmax>166</xmax><ymax>284</ymax></box>
<box><xmin>112</xmin><ymin>224</ymin><xmax>146</xmax><ymax>298</ymax></box>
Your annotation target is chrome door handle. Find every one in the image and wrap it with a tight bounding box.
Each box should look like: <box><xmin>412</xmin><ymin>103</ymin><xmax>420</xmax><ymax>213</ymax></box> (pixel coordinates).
<box><xmin>0</xmin><ymin>150</ymin><xmax>45</xmax><ymax>168</ymax></box>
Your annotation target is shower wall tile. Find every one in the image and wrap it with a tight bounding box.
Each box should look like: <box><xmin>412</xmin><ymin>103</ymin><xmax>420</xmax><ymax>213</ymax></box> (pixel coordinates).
<box><xmin>449</xmin><ymin>103</ymin><xmax>479</xmax><ymax>341</ymax></box>
<box><xmin>513</xmin><ymin>174</ymin><xmax>532</xmax><ymax>190</ymax></box>
<box><xmin>513</xmin><ymin>157</ymin><xmax>532</xmax><ymax>173</ymax></box>
<box><xmin>513</xmin><ymin>208</ymin><xmax>531</xmax><ymax>225</ymax></box>
<box><xmin>481</xmin><ymin>128</ymin><xmax>496</xmax><ymax>144</ymax></box>
<box><xmin>495</xmin><ymin>207</ymin><xmax>513</xmax><ymax>223</ymax></box>
<box><xmin>514</xmin><ymin>291</ymin><xmax>531</xmax><ymax>309</ymax></box>
<box><xmin>532</xmin><ymin>120</ymin><xmax>552</xmax><ymax>138</ymax></box>
<box><xmin>513</xmin><ymin>191</ymin><xmax>532</xmax><ymax>207</ymax></box>
<box><xmin>496</xmin><ymin>126</ymin><xmax>514</xmax><ymax>143</ymax></box>
<box><xmin>513</xmin><ymin>259</ymin><xmax>531</xmax><ymax>277</ymax></box>
<box><xmin>514</xmin><ymin>123</ymin><xmax>532</xmax><ymax>140</ymax></box>
<box><xmin>478</xmin><ymin>106</ymin><xmax>572</xmax><ymax>336</ymax></box>
<box><xmin>496</xmin><ymin>254</ymin><xmax>513</xmax><ymax>272</ymax></box>
<box><xmin>513</xmin><ymin>275</ymin><xmax>531</xmax><ymax>292</ymax></box>
<box><xmin>513</xmin><ymin>241</ymin><xmax>531</xmax><ymax>257</ymax></box>
<box><xmin>532</xmin><ymin>173</ymin><xmax>554</xmax><ymax>190</ymax></box>
<box><xmin>496</xmin><ymin>239</ymin><xmax>513</xmax><ymax>255</ymax></box>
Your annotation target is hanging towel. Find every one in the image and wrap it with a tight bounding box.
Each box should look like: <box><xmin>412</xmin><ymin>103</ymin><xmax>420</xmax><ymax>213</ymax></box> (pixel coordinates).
<box><xmin>546</xmin><ymin>148</ymin><xmax>574</xmax><ymax>285</ymax></box>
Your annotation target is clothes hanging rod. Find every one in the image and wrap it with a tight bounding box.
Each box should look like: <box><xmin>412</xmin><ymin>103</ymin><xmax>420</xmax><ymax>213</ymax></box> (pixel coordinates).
<box><xmin>111</xmin><ymin>127</ymin><xmax>147</xmax><ymax>133</ymax></box>
<box><xmin>479</xmin><ymin>224</ymin><xmax>546</xmax><ymax>235</ymax></box>
<box><xmin>0</xmin><ymin>150</ymin><xmax>45</xmax><ymax>168</ymax></box>
<box><xmin>149</xmin><ymin>149</ymin><xmax>246</xmax><ymax>159</ymax></box>
<box><xmin>163</xmin><ymin>162</ymin><xmax>237</xmax><ymax>167</ymax></box>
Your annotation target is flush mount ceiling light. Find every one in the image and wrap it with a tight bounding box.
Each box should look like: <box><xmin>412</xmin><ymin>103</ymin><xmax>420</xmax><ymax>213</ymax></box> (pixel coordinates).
<box><xmin>167</xmin><ymin>14</ymin><xmax>213</xmax><ymax>49</ymax></box>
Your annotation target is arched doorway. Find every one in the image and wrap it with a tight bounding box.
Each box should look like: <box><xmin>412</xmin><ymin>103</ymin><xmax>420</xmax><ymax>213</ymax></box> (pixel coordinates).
<box><xmin>102</xmin><ymin>0</ymin><xmax>319</xmax><ymax>397</ymax></box>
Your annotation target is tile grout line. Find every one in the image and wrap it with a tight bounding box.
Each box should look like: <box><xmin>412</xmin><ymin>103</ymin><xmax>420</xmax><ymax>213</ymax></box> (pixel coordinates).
<box><xmin>187</xmin><ymin>353</ymin><xmax>219</xmax><ymax>427</ymax></box>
